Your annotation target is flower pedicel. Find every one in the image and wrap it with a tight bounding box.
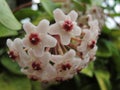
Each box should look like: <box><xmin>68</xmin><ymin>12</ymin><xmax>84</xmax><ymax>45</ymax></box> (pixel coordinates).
<box><xmin>7</xmin><ymin>8</ymin><xmax>100</xmax><ymax>83</ymax></box>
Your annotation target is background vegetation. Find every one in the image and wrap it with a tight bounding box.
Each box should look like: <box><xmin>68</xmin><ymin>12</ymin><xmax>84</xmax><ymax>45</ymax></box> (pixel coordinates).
<box><xmin>0</xmin><ymin>0</ymin><xmax>120</xmax><ymax>90</ymax></box>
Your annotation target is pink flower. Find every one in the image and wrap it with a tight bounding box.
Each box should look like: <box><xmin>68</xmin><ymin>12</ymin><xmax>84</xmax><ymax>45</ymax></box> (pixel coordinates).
<box><xmin>48</xmin><ymin>8</ymin><xmax>81</xmax><ymax>45</ymax></box>
<box><xmin>23</xmin><ymin>19</ymin><xmax>57</xmax><ymax>57</ymax></box>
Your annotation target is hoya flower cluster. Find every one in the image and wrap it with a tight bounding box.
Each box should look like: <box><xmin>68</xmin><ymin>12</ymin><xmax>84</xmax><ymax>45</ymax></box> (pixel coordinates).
<box><xmin>7</xmin><ymin>8</ymin><xmax>100</xmax><ymax>83</ymax></box>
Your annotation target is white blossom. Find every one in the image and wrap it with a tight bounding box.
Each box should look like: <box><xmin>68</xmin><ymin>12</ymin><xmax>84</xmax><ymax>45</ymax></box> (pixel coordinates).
<box><xmin>23</xmin><ymin>19</ymin><xmax>57</xmax><ymax>57</ymax></box>
<box><xmin>48</xmin><ymin>8</ymin><xmax>81</xmax><ymax>45</ymax></box>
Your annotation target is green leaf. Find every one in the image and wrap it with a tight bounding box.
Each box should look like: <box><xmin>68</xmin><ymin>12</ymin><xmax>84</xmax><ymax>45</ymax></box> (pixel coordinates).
<box><xmin>81</xmin><ymin>83</ymin><xmax>100</xmax><ymax>90</ymax></box>
<box><xmin>81</xmin><ymin>62</ymin><xmax>94</xmax><ymax>77</ymax></box>
<box><xmin>14</xmin><ymin>8</ymin><xmax>40</xmax><ymax>20</ymax></box>
<box><xmin>1</xmin><ymin>55</ymin><xmax>23</xmax><ymax>75</ymax></box>
<box><xmin>32</xmin><ymin>12</ymin><xmax>53</xmax><ymax>25</ymax></box>
<box><xmin>0</xmin><ymin>23</ymin><xmax>18</xmax><ymax>38</ymax></box>
<box><xmin>113</xmin><ymin>39</ymin><xmax>120</xmax><ymax>50</ymax></box>
<box><xmin>31</xmin><ymin>81</ymin><xmax>42</xmax><ymax>90</ymax></box>
<box><xmin>102</xmin><ymin>26</ymin><xmax>111</xmax><ymax>35</ymax></box>
<box><xmin>80</xmin><ymin>0</ymin><xmax>91</xmax><ymax>4</ymax></box>
<box><xmin>0</xmin><ymin>73</ymin><xmax>31</xmax><ymax>90</ymax></box>
<box><xmin>109</xmin><ymin>13</ymin><xmax>120</xmax><ymax>17</ymax></box>
<box><xmin>111</xmin><ymin>30</ymin><xmax>120</xmax><ymax>38</ymax></box>
<box><xmin>96</xmin><ymin>39</ymin><xmax>112</xmax><ymax>58</ymax></box>
<box><xmin>41</xmin><ymin>0</ymin><xmax>58</xmax><ymax>17</ymax></box>
<box><xmin>0</xmin><ymin>0</ymin><xmax>21</xmax><ymax>30</ymax></box>
<box><xmin>72</xmin><ymin>0</ymin><xmax>86</xmax><ymax>11</ymax></box>
<box><xmin>0</xmin><ymin>48</ymin><xmax>5</xmax><ymax>56</ymax></box>
<box><xmin>91</xmin><ymin>0</ymin><xmax>103</xmax><ymax>6</ymax></box>
<box><xmin>95</xmin><ymin>69</ymin><xmax>112</xmax><ymax>90</ymax></box>
<box><xmin>110</xmin><ymin>43</ymin><xmax>120</xmax><ymax>73</ymax></box>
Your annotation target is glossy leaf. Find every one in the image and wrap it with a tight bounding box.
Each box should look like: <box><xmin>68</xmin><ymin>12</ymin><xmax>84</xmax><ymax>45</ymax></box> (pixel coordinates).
<box><xmin>1</xmin><ymin>55</ymin><xmax>23</xmax><ymax>75</ymax></box>
<box><xmin>0</xmin><ymin>73</ymin><xmax>31</xmax><ymax>90</ymax></box>
<box><xmin>81</xmin><ymin>62</ymin><xmax>94</xmax><ymax>77</ymax></box>
<box><xmin>32</xmin><ymin>12</ymin><xmax>53</xmax><ymax>25</ymax></box>
<box><xmin>0</xmin><ymin>0</ymin><xmax>21</xmax><ymax>30</ymax></box>
<box><xmin>0</xmin><ymin>23</ymin><xmax>18</xmax><ymax>38</ymax></box>
<box><xmin>41</xmin><ymin>0</ymin><xmax>58</xmax><ymax>17</ymax></box>
<box><xmin>14</xmin><ymin>8</ymin><xmax>40</xmax><ymax>20</ymax></box>
<box><xmin>95</xmin><ymin>69</ymin><xmax>111</xmax><ymax>90</ymax></box>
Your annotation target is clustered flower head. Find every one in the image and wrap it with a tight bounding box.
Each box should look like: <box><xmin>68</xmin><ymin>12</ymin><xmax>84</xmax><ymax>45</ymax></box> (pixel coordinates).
<box><xmin>7</xmin><ymin>8</ymin><xmax>100</xmax><ymax>83</ymax></box>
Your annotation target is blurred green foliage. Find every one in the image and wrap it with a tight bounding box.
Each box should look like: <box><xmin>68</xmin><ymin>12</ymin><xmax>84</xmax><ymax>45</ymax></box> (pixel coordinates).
<box><xmin>0</xmin><ymin>0</ymin><xmax>120</xmax><ymax>90</ymax></box>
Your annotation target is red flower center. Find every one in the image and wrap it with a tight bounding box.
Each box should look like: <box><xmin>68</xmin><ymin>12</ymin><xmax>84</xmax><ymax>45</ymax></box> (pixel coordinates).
<box><xmin>63</xmin><ymin>20</ymin><xmax>73</xmax><ymax>32</ymax></box>
<box><xmin>88</xmin><ymin>40</ymin><xmax>96</xmax><ymax>49</ymax></box>
<box><xmin>32</xmin><ymin>61</ymin><xmax>41</xmax><ymax>70</ymax></box>
<box><xmin>8</xmin><ymin>51</ymin><xmax>18</xmax><ymax>60</ymax></box>
<box><xmin>61</xmin><ymin>63</ymin><xmax>71</xmax><ymax>71</ymax></box>
<box><xmin>29</xmin><ymin>33</ymin><xmax>41</xmax><ymax>45</ymax></box>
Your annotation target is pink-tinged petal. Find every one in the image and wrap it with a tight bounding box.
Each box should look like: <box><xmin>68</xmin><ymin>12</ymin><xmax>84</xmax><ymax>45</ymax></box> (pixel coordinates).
<box><xmin>83</xmin><ymin>29</ymin><xmax>91</xmax><ymax>40</ymax></box>
<box><xmin>71</xmin><ymin>26</ymin><xmax>81</xmax><ymax>36</ymax></box>
<box><xmin>53</xmin><ymin>8</ymin><xmax>66</xmax><ymax>22</ymax></box>
<box><xmin>14</xmin><ymin>38</ymin><xmax>23</xmax><ymax>49</ymax></box>
<box><xmin>23</xmin><ymin>22</ymin><xmax>36</xmax><ymax>34</ymax></box>
<box><xmin>37</xmin><ymin>19</ymin><xmax>50</xmax><ymax>34</ymax></box>
<box><xmin>33</xmin><ymin>45</ymin><xmax>44</xmax><ymax>57</ymax></box>
<box><xmin>6</xmin><ymin>39</ymin><xmax>13</xmax><ymax>49</ymax></box>
<box><xmin>23</xmin><ymin>38</ymin><xmax>32</xmax><ymax>47</ymax></box>
<box><xmin>48</xmin><ymin>24</ymin><xmax>60</xmax><ymax>35</ymax></box>
<box><xmin>77</xmin><ymin>42</ymin><xmax>87</xmax><ymax>52</ymax></box>
<box><xmin>41</xmin><ymin>52</ymin><xmax>50</xmax><ymax>63</ymax></box>
<box><xmin>51</xmin><ymin>55</ymin><xmax>63</xmax><ymax>64</ymax></box>
<box><xmin>60</xmin><ymin>33</ymin><xmax>71</xmax><ymax>45</ymax></box>
<box><xmin>68</xmin><ymin>10</ymin><xmax>78</xmax><ymax>21</ymax></box>
<box><xmin>43</xmin><ymin>35</ymin><xmax>57</xmax><ymax>47</ymax></box>
<box><xmin>64</xmin><ymin>49</ymin><xmax>76</xmax><ymax>59</ymax></box>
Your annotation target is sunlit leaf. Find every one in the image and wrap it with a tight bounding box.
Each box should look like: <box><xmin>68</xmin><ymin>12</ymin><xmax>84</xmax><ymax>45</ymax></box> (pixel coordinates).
<box><xmin>41</xmin><ymin>0</ymin><xmax>58</xmax><ymax>17</ymax></box>
<box><xmin>111</xmin><ymin>30</ymin><xmax>120</xmax><ymax>38</ymax></box>
<box><xmin>81</xmin><ymin>62</ymin><xmax>94</xmax><ymax>77</ymax></box>
<box><xmin>91</xmin><ymin>0</ymin><xmax>103</xmax><ymax>6</ymax></box>
<box><xmin>0</xmin><ymin>0</ymin><xmax>21</xmax><ymax>30</ymax></box>
<box><xmin>0</xmin><ymin>23</ymin><xmax>18</xmax><ymax>38</ymax></box>
<box><xmin>109</xmin><ymin>13</ymin><xmax>120</xmax><ymax>17</ymax></box>
<box><xmin>0</xmin><ymin>73</ymin><xmax>31</xmax><ymax>90</ymax></box>
<box><xmin>1</xmin><ymin>55</ymin><xmax>23</xmax><ymax>75</ymax></box>
<box><xmin>95</xmin><ymin>69</ymin><xmax>112</xmax><ymax>90</ymax></box>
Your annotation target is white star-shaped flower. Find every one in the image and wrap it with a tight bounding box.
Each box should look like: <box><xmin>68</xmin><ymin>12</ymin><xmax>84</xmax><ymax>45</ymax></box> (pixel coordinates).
<box><xmin>23</xmin><ymin>19</ymin><xmax>57</xmax><ymax>57</ymax></box>
<box><xmin>51</xmin><ymin>49</ymin><xmax>81</xmax><ymax>80</ymax></box>
<box><xmin>7</xmin><ymin>38</ymin><xmax>30</xmax><ymax>67</ymax></box>
<box><xmin>7</xmin><ymin>39</ymin><xmax>19</xmax><ymax>61</ymax></box>
<box><xmin>21</xmin><ymin>51</ymin><xmax>56</xmax><ymax>82</ymax></box>
<box><xmin>48</xmin><ymin>8</ymin><xmax>81</xmax><ymax>45</ymax></box>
